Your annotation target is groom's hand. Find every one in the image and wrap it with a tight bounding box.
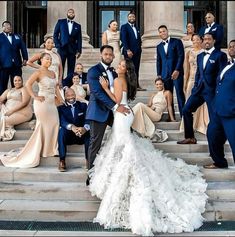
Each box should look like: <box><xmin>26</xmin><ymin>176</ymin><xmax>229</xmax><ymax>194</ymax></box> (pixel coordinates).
<box><xmin>116</xmin><ymin>104</ymin><xmax>130</xmax><ymax>116</ymax></box>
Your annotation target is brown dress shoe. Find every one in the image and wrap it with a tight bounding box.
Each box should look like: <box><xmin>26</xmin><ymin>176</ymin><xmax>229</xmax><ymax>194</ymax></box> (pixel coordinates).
<box><xmin>177</xmin><ymin>138</ymin><xmax>197</xmax><ymax>144</ymax></box>
<box><xmin>59</xmin><ymin>160</ymin><xmax>66</xmax><ymax>172</ymax></box>
<box><xmin>137</xmin><ymin>87</ymin><xmax>147</xmax><ymax>91</ymax></box>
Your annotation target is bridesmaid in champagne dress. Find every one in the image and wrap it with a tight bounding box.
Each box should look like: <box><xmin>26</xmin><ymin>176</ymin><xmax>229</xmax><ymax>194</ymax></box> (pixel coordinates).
<box><xmin>0</xmin><ymin>76</ymin><xmax>32</xmax><ymax>141</ymax></box>
<box><xmin>0</xmin><ymin>53</ymin><xmax>60</xmax><ymax>168</ymax></box>
<box><xmin>102</xmin><ymin>20</ymin><xmax>122</xmax><ymax>69</ymax></box>
<box><xmin>132</xmin><ymin>78</ymin><xmax>175</xmax><ymax>139</ymax></box>
<box><xmin>180</xmin><ymin>33</ymin><xmax>209</xmax><ymax>134</ymax></box>
<box><xmin>27</xmin><ymin>36</ymin><xmax>64</xmax><ymax>104</ymax></box>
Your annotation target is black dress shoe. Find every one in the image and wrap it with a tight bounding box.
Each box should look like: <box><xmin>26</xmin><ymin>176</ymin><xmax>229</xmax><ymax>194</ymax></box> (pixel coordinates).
<box><xmin>86</xmin><ymin>177</ymin><xmax>90</xmax><ymax>186</ymax></box>
<box><xmin>137</xmin><ymin>87</ymin><xmax>147</xmax><ymax>91</ymax></box>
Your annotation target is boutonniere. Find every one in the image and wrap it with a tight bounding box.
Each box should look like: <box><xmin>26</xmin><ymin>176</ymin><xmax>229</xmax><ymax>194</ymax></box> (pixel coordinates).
<box><xmin>74</xmin><ymin>27</ymin><xmax>78</xmax><ymax>30</ymax></box>
<box><xmin>212</xmin><ymin>27</ymin><xmax>217</xmax><ymax>31</ymax></box>
<box><xmin>209</xmin><ymin>59</ymin><xmax>215</xmax><ymax>63</ymax></box>
<box><xmin>14</xmin><ymin>35</ymin><xmax>20</xmax><ymax>40</ymax></box>
<box><xmin>102</xmin><ymin>72</ymin><xmax>107</xmax><ymax>77</ymax></box>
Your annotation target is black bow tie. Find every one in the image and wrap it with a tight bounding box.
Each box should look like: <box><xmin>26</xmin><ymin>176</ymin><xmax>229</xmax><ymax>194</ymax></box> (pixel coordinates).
<box><xmin>162</xmin><ymin>40</ymin><xmax>168</xmax><ymax>45</ymax></box>
<box><xmin>106</xmin><ymin>66</ymin><xmax>114</xmax><ymax>71</ymax></box>
<box><xmin>229</xmin><ymin>59</ymin><xmax>234</xmax><ymax>64</ymax></box>
<box><xmin>6</xmin><ymin>33</ymin><xmax>12</xmax><ymax>36</ymax></box>
<box><xmin>131</xmin><ymin>24</ymin><xmax>135</xmax><ymax>28</ymax></box>
<box><xmin>207</xmin><ymin>24</ymin><xmax>211</xmax><ymax>28</ymax></box>
<box><xmin>68</xmin><ymin>20</ymin><xmax>73</xmax><ymax>23</ymax></box>
<box><xmin>204</xmin><ymin>51</ymin><xmax>210</xmax><ymax>56</ymax></box>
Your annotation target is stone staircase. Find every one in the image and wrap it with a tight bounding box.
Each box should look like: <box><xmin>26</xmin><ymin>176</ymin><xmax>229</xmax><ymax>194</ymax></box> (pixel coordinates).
<box><xmin>0</xmin><ymin>48</ymin><xmax>234</xmax><ymax>234</ymax></box>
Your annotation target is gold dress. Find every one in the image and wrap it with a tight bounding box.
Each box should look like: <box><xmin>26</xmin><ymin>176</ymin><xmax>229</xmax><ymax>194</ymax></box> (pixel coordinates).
<box><xmin>106</xmin><ymin>30</ymin><xmax>122</xmax><ymax>69</ymax></box>
<box><xmin>180</xmin><ymin>49</ymin><xmax>209</xmax><ymax>134</ymax></box>
<box><xmin>0</xmin><ymin>88</ymin><xmax>33</xmax><ymax>141</ymax></box>
<box><xmin>132</xmin><ymin>90</ymin><xmax>167</xmax><ymax>138</ymax></box>
<box><xmin>0</xmin><ymin>76</ymin><xmax>59</xmax><ymax>168</ymax></box>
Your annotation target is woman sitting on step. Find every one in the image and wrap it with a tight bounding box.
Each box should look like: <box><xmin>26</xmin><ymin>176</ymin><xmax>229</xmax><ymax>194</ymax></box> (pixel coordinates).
<box><xmin>132</xmin><ymin>77</ymin><xmax>175</xmax><ymax>140</ymax></box>
<box><xmin>0</xmin><ymin>76</ymin><xmax>33</xmax><ymax>141</ymax></box>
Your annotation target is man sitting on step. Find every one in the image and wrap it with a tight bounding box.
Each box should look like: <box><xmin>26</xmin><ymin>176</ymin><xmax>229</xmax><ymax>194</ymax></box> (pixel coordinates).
<box><xmin>57</xmin><ymin>88</ymin><xmax>90</xmax><ymax>172</ymax></box>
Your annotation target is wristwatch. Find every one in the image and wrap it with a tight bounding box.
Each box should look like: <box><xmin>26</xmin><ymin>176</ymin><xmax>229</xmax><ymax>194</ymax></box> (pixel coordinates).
<box><xmin>67</xmin><ymin>124</ymin><xmax>73</xmax><ymax>130</ymax></box>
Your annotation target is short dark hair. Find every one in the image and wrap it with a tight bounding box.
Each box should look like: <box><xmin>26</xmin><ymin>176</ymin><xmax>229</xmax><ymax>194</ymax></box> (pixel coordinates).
<box><xmin>128</xmin><ymin>11</ymin><xmax>135</xmax><ymax>17</ymax></box>
<box><xmin>206</xmin><ymin>11</ymin><xmax>215</xmax><ymax>17</ymax></box>
<box><xmin>229</xmin><ymin>39</ymin><xmax>235</xmax><ymax>45</ymax></box>
<box><xmin>155</xmin><ymin>76</ymin><xmax>163</xmax><ymax>84</ymax></box>
<box><xmin>72</xmin><ymin>72</ymin><xmax>79</xmax><ymax>78</ymax></box>
<box><xmin>158</xmin><ymin>25</ymin><xmax>168</xmax><ymax>31</ymax></box>
<box><xmin>203</xmin><ymin>32</ymin><xmax>216</xmax><ymax>40</ymax></box>
<box><xmin>100</xmin><ymin>44</ymin><xmax>114</xmax><ymax>53</ymax></box>
<box><xmin>2</xmin><ymin>21</ymin><xmax>11</xmax><ymax>27</ymax></box>
<box><xmin>191</xmin><ymin>33</ymin><xmax>203</xmax><ymax>41</ymax></box>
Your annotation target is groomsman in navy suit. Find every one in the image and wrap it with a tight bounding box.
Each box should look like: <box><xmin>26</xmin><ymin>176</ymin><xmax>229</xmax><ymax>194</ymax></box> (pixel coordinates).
<box><xmin>156</xmin><ymin>25</ymin><xmax>185</xmax><ymax>118</ymax></box>
<box><xmin>57</xmin><ymin>88</ymin><xmax>90</xmax><ymax>172</ymax></box>
<box><xmin>53</xmin><ymin>9</ymin><xmax>82</xmax><ymax>77</ymax></box>
<box><xmin>85</xmin><ymin>45</ymin><xmax>129</xmax><ymax>185</ymax></box>
<box><xmin>177</xmin><ymin>33</ymin><xmax>227</xmax><ymax>144</ymax></box>
<box><xmin>120</xmin><ymin>12</ymin><xmax>145</xmax><ymax>91</ymax></box>
<box><xmin>199</xmin><ymin>11</ymin><xmax>224</xmax><ymax>50</ymax></box>
<box><xmin>204</xmin><ymin>40</ymin><xmax>235</xmax><ymax>169</ymax></box>
<box><xmin>0</xmin><ymin>21</ymin><xmax>28</xmax><ymax>95</ymax></box>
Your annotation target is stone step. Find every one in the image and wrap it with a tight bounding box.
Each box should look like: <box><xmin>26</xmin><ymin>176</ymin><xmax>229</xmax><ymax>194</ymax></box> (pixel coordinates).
<box><xmin>1</xmin><ymin>198</ymin><xmax>235</xmax><ymax>222</ymax></box>
<box><xmin>1</xmin><ymin>165</ymin><xmax>235</xmax><ymax>183</ymax></box>
<box><xmin>1</xmin><ymin>181</ymin><xmax>235</xmax><ymax>202</ymax></box>
<box><xmin>0</xmin><ymin>140</ymin><xmax>230</xmax><ymax>153</ymax></box>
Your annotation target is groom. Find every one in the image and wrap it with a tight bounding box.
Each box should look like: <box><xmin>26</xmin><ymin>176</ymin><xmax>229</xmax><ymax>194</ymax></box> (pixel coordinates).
<box><xmin>86</xmin><ymin>45</ymin><xmax>129</xmax><ymax>185</ymax></box>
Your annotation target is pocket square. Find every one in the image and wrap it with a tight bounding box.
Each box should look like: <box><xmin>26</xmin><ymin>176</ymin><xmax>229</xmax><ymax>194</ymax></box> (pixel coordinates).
<box><xmin>14</xmin><ymin>35</ymin><xmax>20</xmax><ymax>40</ymax></box>
<box><xmin>209</xmin><ymin>59</ymin><xmax>215</xmax><ymax>63</ymax></box>
<box><xmin>78</xmin><ymin>112</ymin><xmax>84</xmax><ymax>116</ymax></box>
<box><xmin>212</xmin><ymin>28</ymin><xmax>217</xmax><ymax>31</ymax></box>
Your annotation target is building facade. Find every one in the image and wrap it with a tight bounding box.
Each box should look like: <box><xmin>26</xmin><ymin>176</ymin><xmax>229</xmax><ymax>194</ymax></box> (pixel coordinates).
<box><xmin>0</xmin><ymin>1</ymin><xmax>235</xmax><ymax>49</ymax></box>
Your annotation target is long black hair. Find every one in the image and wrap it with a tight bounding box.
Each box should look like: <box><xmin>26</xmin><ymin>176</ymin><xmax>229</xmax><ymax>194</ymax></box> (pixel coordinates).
<box><xmin>125</xmin><ymin>58</ymin><xmax>137</xmax><ymax>101</ymax></box>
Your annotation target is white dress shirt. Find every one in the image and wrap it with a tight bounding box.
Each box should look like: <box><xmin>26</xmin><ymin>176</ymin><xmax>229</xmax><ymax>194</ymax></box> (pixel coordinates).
<box><xmin>101</xmin><ymin>62</ymin><xmax>114</xmax><ymax>88</ymax></box>
<box><xmin>128</xmin><ymin>23</ymin><xmax>137</xmax><ymax>39</ymax></box>
<box><xmin>203</xmin><ymin>47</ymin><xmax>215</xmax><ymax>69</ymax></box>
<box><xmin>67</xmin><ymin>20</ymin><xmax>73</xmax><ymax>35</ymax></box>
<box><xmin>4</xmin><ymin>32</ymin><xmax>12</xmax><ymax>44</ymax></box>
<box><xmin>220</xmin><ymin>59</ymin><xmax>234</xmax><ymax>80</ymax></box>
<box><xmin>162</xmin><ymin>37</ymin><xmax>170</xmax><ymax>54</ymax></box>
<box><xmin>204</xmin><ymin>22</ymin><xmax>215</xmax><ymax>34</ymax></box>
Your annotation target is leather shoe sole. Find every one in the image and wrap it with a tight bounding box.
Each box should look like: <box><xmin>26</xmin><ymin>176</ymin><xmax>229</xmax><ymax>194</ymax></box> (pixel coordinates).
<box><xmin>177</xmin><ymin>138</ymin><xmax>197</xmax><ymax>144</ymax></box>
<box><xmin>203</xmin><ymin>163</ymin><xmax>228</xmax><ymax>169</ymax></box>
<box><xmin>58</xmin><ymin>161</ymin><xmax>67</xmax><ymax>172</ymax></box>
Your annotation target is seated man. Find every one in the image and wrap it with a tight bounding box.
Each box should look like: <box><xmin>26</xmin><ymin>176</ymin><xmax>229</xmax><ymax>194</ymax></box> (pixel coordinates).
<box><xmin>57</xmin><ymin>88</ymin><xmax>90</xmax><ymax>172</ymax></box>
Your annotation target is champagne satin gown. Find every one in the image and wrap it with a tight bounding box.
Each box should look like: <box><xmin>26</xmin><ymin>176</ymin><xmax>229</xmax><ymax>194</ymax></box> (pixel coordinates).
<box><xmin>0</xmin><ymin>76</ymin><xmax>59</xmax><ymax>168</ymax></box>
<box><xmin>0</xmin><ymin>88</ymin><xmax>33</xmax><ymax>141</ymax></box>
<box><xmin>180</xmin><ymin>49</ymin><xmax>209</xmax><ymax>134</ymax></box>
<box><xmin>132</xmin><ymin>90</ymin><xmax>167</xmax><ymax>138</ymax></box>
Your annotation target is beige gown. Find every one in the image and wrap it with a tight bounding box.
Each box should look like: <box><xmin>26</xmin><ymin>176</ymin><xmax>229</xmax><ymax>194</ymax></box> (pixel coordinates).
<box><xmin>0</xmin><ymin>88</ymin><xmax>33</xmax><ymax>141</ymax></box>
<box><xmin>0</xmin><ymin>76</ymin><xmax>59</xmax><ymax>168</ymax></box>
<box><xmin>132</xmin><ymin>90</ymin><xmax>167</xmax><ymax>138</ymax></box>
<box><xmin>106</xmin><ymin>30</ymin><xmax>122</xmax><ymax>69</ymax></box>
<box><xmin>180</xmin><ymin>49</ymin><xmax>209</xmax><ymax>134</ymax></box>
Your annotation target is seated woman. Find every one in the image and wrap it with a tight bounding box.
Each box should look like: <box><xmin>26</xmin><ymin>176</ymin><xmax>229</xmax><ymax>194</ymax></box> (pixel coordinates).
<box><xmin>0</xmin><ymin>76</ymin><xmax>33</xmax><ymax>141</ymax></box>
<box><xmin>132</xmin><ymin>77</ymin><xmax>175</xmax><ymax>139</ymax></box>
<box><xmin>70</xmin><ymin>73</ymin><xmax>88</xmax><ymax>104</ymax></box>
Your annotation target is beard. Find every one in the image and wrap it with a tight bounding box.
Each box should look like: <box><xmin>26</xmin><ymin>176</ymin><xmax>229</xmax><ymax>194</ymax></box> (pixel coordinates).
<box><xmin>101</xmin><ymin>58</ymin><xmax>112</xmax><ymax>66</ymax></box>
<box><xmin>67</xmin><ymin>15</ymin><xmax>75</xmax><ymax>20</ymax></box>
<box><xmin>66</xmin><ymin>98</ymin><xmax>76</xmax><ymax>104</ymax></box>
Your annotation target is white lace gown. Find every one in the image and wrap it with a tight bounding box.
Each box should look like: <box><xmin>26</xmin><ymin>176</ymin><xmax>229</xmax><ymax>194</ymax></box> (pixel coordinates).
<box><xmin>89</xmin><ymin>92</ymin><xmax>208</xmax><ymax>236</ymax></box>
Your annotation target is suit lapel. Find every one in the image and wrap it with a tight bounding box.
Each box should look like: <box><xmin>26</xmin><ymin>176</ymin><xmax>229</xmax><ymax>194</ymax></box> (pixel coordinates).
<box><xmin>204</xmin><ymin>50</ymin><xmax>216</xmax><ymax>71</ymax></box>
<box><xmin>63</xmin><ymin>19</ymin><xmax>70</xmax><ymax>36</ymax></box>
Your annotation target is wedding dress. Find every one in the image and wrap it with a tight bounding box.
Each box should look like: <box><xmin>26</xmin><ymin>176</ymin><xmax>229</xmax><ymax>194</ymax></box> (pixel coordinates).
<box><xmin>89</xmin><ymin>91</ymin><xmax>207</xmax><ymax>236</ymax></box>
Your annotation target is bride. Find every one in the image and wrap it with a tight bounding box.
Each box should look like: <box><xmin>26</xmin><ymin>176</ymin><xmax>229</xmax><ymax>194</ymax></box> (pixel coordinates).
<box><xmin>88</xmin><ymin>58</ymin><xmax>208</xmax><ymax>236</ymax></box>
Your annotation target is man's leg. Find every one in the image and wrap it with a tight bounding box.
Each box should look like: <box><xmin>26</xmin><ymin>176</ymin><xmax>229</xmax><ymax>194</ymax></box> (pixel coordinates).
<box><xmin>173</xmin><ymin>75</ymin><xmax>185</xmax><ymax>118</ymax></box>
<box><xmin>131</xmin><ymin>53</ymin><xmax>141</xmax><ymax>88</ymax></box>
<box><xmin>87</xmin><ymin>121</ymin><xmax>107</xmax><ymax>170</ymax></box>
<box><xmin>222</xmin><ymin>116</ymin><xmax>235</xmax><ymax>164</ymax></box>
<box><xmin>177</xmin><ymin>93</ymin><xmax>204</xmax><ymax>143</ymax></box>
<box><xmin>67</xmin><ymin>53</ymin><xmax>76</xmax><ymax>76</ymax></box>
<box><xmin>57</xmin><ymin>48</ymin><xmax>67</xmax><ymax>78</ymax></box>
<box><xmin>206</xmin><ymin>113</ymin><xmax>228</xmax><ymax>168</ymax></box>
<box><xmin>0</xmin><ymin>68</ymin><xmax>11</xmax><ymax>95</ymax></box>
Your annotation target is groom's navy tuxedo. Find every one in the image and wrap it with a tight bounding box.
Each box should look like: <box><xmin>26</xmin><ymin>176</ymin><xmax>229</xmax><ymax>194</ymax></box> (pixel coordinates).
<box><xmin>57</xmin><ymin>101</ymin><xmax>90</xmax><ymax>161</ymax></box>
<box><xmin>207</xmin><ymin>62</ymin><xmax>235</xmax><ymax>168</ymax></box>
<box><xmin>86</xmin><ymin>62</ymin><xmax>117</xmax><ymax>170</ymax></box>
<box><xmin>182</xmin><ymin>48</ymin><xmax>227</xmax><ymax>139</ymax></box>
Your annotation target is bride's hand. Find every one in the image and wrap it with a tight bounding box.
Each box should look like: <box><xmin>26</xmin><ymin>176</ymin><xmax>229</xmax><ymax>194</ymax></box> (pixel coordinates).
<box><xmin>99</xmin><ymin>76</ymin><xmax>109</xmax><ymax>89</ymax></box>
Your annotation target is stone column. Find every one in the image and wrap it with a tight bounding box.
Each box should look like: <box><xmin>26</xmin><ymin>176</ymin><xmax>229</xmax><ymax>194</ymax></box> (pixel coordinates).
<box><xmin>227</xmin><ymin>1</ymin><xmax>235</xmax><ymax>42</ymax></box>
<box><xmin>46</xmin><ymin>1</ymin><xmax>92</xmax><ymax>48</ymax></box>
<box><xmin>142</xmin><ymin>1</ymin><xmax>185</xmax><ymax>48</ymax></box>
<box><xmin>0</xmin><ymin>1</ymin><xmax>7</xmax><ymax>25</ymax></box>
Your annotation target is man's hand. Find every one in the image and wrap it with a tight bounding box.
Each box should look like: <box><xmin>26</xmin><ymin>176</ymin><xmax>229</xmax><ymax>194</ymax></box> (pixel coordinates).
<box><xmin>22</xmin><ymin>60</ymin><xmax>27</xmax><ymax>66</ymax></box>
<box><xmin>116</xmin><ymin>104</ymin><xmax>130</xmax><ymax>116</ymax></box>
<box><xmin>171</xmin><ymin>70</ymin><xmax>179</xmax><ymax>80</ymax></box>
<box><xmin>127</xmin><ymin>50</ymin><xmax>133</xmax><ymax>59</ymax></box>
<box><xmin>77</xmin><ymin>127</ymin><xmax>87</xmax><ymax>137</ymax></box>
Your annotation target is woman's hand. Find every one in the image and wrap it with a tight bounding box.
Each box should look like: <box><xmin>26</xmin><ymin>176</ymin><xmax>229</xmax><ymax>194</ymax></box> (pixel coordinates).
<box><xmin>5</xmin><ymin>110</ymin><xmax>13</xmax><ymax>116</ymax></box>
<box><xmin>34</xmin><ymin>96</ymin><xmax>45</xmax><ymax>102</ymax></box>
<box><xmin>99</xmin><ymin>76</ymin><xmax>109</xmax><ymax>90</ymax></box>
